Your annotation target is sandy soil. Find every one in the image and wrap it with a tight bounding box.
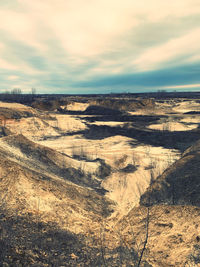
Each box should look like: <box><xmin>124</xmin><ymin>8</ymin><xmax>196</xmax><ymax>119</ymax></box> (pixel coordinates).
<box><xmin>1</xmin><ymin>100</ymin><xmax>200</xmax><ymax>266</ymax></box>
<box><xmin>148</xmin><ymin>121</ymin><xmax>198</xmax><ymax>131</ymax></box>
<box><xmin>181</xmin><ymin>116</ymin><xmax>200</xmax><ymax>123</ymax></box>
<box><xmin>49</xmin><ymin>114</ymin><xmax>88</xmax><ymax>132</ymax></box>
<box><xmin>172</xmin><ymin>100</ymin><xmax>200</xmax><ymax>113</ymax></box>
<box><xmin>90</xmin><ymin>121</ymin><xmax>124</xmax><ymax>127</ymax></box>
<box><xmin>1</xmin><ymin>101</ymin><xmax>183</xmax><ymax>214</ymax></box>
<box><xmin>0</xmin><ymin>101</ymin><xmax>34</xmax><ymax>110</ymax></box>
<box><xmin>60</xmin><ymin>102</ymin><xmax>89</xmax><ymax>111</ymax></box>
<box><xmin>102</xmin><ymin>144</ymin><xmax>179</xmax><ymax>213</ymax></box>
<box><xmin>1</xmin><ymin>101</ymin><xmax>196</xmax><ymax>215</ymax></box>
<box><xmin>4</xmin><ymin>114</ymin><xmax>88</xmax><ymax>141</ymax></box>
<box><xmin>38</xmin><ymin>133</ymin><xmax>180</xmax><ymax>213</ymax></box>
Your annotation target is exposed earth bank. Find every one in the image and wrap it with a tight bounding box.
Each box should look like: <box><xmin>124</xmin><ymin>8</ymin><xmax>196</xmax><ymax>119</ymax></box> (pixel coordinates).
<box><xmin>0</xmin><ymin>97</ymin><xmax>200</xmax><ymax>266</ymax></box>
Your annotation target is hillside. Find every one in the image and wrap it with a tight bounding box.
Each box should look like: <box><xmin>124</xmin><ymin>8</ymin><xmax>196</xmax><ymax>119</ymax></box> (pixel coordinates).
<box><xmin>114</xmin><ymin>138</ymin><xmax>200</xmax><ymax>266</ymax></box>
<box><xmin>140</xmin><ymin>139</ymin><xmax>200</xmax><ymax>207</ymax></box>
<box><xmin>0</xmin><ymin>133</ymin><xmax>115</xmax><ymax>265</ymax></box>
<box><xmin>0</xmin><ymin>97</ymin><xmax>200</xmax><ymax>266</ymax></box>
<box><xmin>115</xmin><ymin>205</ymin><xmax>200</xmax><ymax>266</ymax></box>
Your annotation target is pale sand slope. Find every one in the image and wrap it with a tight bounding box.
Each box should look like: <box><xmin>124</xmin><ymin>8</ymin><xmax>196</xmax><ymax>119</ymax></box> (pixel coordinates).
<box><xmin>62</xmin><ymin>102</ymin><xmax>89</xmax><ymax>111</ymax></box>
<box><xmin>6</xmin><ymin>117</ymin><xmax>59</xmax><ymax>140</ymax></box>
<box><xmin>5</xmin><ymin>114</ymin><xmax>88</xmax><ymax>141</ymax></box>
<box><xmin>48</xmin><ymin>114</ymin><xmax>88</xmax><ymax>132</ymax></box>
<box><xmin>148</xmin><ymin>121</ymin><xmax>198</xmax><ymax>131</ymax></box>
<box><xmin>0</xmin><ymin>102</ymin><xmax>88</xmax><ymax>140</ymax></box>
<box><xmin>0</xmin><ymin>134</ymin><xmax>101</xmax><ymax>177</ymax></box>
<box><xmin>0</xmin><ymin>101</ymin><xmax>35</xmax><ymax>111</ymax></box>
<box><xmin>90</xmin><ymin>121</ymin><xmax>124</xmax><ymax>127</ymax></box>
<box><xmin>0</xmin><ymin>139</ymin><xmax>112</xmax><ymax>234</ymax></box>
<box><xmin>130</xmin><ymin>100</ymin><xmax>200</xmax><ymax>116</ymax></box>
<box><xmin>2</xmin><ymin>105</ymin><xmax>181</xmax><ymax>214</ymax></box>
<box><xmin>38</xmin><ymin>134</ymin><xmax>180</xmax><ymax>214</ymax></box>
<box><xmin>172</xmin><ymin>100</ymin><xmax>200</xmax><ymax>113</ymax></box>
<box><xmin>181</xmin><ymin>116</ymin><xmax>200</xmax><ymax>123</ymax></box>
<box><xmin>102</xmin><ymin>145</ymin><xmax>179</xmax><ymax>214</ymax></box>
<box><xmin>37</xmin><ymin>135</ymin><xmax>137</xmax><ymax>162</ymax></box>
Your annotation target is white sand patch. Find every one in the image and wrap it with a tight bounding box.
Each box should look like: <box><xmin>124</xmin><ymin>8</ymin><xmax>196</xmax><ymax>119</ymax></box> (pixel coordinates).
<box><xmin>0</xmin><ymin>134</ymin><xmax>100</xmax><ymax>190</ymax></box>
<box><xmin>173</xmin><ymin>108</ymin><xmax>195</xmax><ymax>113</ymax></box>
<box><xmin>148</xmin><ymin>122</ymin><xmax>198</xmax><ymax>131</ymax></box>
<box><xmin>5</xmin><ymin>117</ymin><xmax>59</xmax><ymax>140</ymax></box>
<box><xmin>37</xmin><ymin>135</ymin><xmax>136</xmax><ymax>164</ymax></box>
<box><xmin>0</xmin><ymin>101</ymin><xmax>33</xmax><ymax>111</ymax></box>
<box><xmin>64</xmin><ymin>102</ymin><xmax>89</xmax><ymax>111</ymax></box>
<box><xmin>172</xmin><ymin>100</ymin><xmax>200</xmax><ymax>113</ymax></box>
<box><xmin>4</xmin><ymin>114</ymin><xmax>87</xmax><ymax>141</ymax></box>
<box><xmin>90</xmin><ymin>121</ymin><xmax>124</xmax><ymax>127</ymax></box>
<box><xmin>37</xmin><ymin>132</ymin><xmax>180</xmax><ymax>214</ymax></box>
<box><xmin>48</xmin><ymin>114</ymin><xmax>87</xmax><ymax>132</ymax></box>
<box><xmin>103</xmin><ymin>169</ymin><xmax>151</xmax><ymax>212</ymax></box>
<box><xmin>103</xmin><ymin>145</ymin><xmax>179</xmax><ymax>214</ymax></box>
<box><xmin>0</xmin><ymin>103</ymin><xmax>185</xmax><ymax>215</ymax></box>
<box><xmin>180</xmin><ymin>116</ymin><xmax>200</xmax><ymax>123</ymax></box>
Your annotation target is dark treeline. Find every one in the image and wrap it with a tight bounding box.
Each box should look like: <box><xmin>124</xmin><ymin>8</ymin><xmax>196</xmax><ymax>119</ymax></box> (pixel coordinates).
<box><xmin>1</xmin><ymin>90</ymin><xmax>200</xmax><ymax>106</ymax></box>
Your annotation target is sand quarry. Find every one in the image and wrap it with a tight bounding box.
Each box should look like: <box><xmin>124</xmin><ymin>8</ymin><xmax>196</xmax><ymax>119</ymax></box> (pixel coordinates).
<box><xmin>1</xmin><ymin>97</ymin><xmax>200</xmax><ymax>266</ymax></box>
<box><xmin>1</xmin><ymin>99</ymin><xmax>199</xmax><ymax>214</ymax></box>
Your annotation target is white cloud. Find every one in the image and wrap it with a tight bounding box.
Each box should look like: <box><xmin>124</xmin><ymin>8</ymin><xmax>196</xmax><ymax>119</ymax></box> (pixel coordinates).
<box><xmin>0</xmin><ymin>58</ymin><xmax>18</xmax><ymax>71</ymax></box>
<box><xmin>1</xmin><ymin>0</ymin><xmax>200</xmax><ymax>60</ymax></box>
<box><xmin>133</xmin><ymin>28</ymin><xmax>200</xmax><ymax>71</ymax></box>
<box><xmin>34</xmin><ymin>1</ymin><xmax>138</xmax><ymax>57</ymax></box>
<box><xmin>0</xmin><ymin>0</ymin><xmax>200</xmax><ymax>91</ymax></box>
<box><xmin>18</xmin><ymin>0</ymin><xmax>199</xmax><ymax>58</ymax></box>
<box><xmin>135</xmin><ymin>0</ymin><xmax>200</xmax><ymax>22</ymax></box>
<box><xmin>0</xmin><ymin>9</ymin><xmax>44</xmax><ymax>51</ymax></box>
<box><xmin>0</xmin><ymin>54</ymin><xmax>42</xmax><ymax>74</ymax></box>
<box><xmin>163</xmin><ymin>83</ymin><xmax>200</xmax><ymax>89</ymax></box>
<box><xmin>7</xmin><ymin>75</ymin><xmax>19</xmax><ymax>80</ymax></box>
<box><xmin>0</xmin><ymin>42</ymin><xmax>18</xmax><ymax>70</ymax></box>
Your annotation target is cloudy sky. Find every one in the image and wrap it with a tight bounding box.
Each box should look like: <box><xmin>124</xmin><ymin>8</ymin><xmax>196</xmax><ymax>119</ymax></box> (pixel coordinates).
<box><xmin>0</xmin><ymin>0</ymin><xmax>200</xmax><ymax>94</ymax></box>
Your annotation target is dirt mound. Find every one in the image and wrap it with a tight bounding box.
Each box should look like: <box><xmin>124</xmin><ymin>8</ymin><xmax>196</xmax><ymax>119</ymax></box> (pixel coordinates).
<box><xmin>32</xmin><ymin>100</ymin><xmax>60</xmax><ymax>111</ymax></box>
<box><xmin>0</xmin><ymin>136</ymin><xmax>114</xmax><ymax>228</ymax></box>
<box><xmin>89</xmin><ymin>98</ymin><xmax>155</xmax><ymax>111</ymax></box>
<box><xmin>84</xmin><ymin>105</ymin><xmax>123</xmax><ymax>115</ymax></box>
<box><xmin>0</xmin><ymin>106</ymin><xmax>36</xmax><ymax>119</ymax></box>
<box><xmin>140</xmin><ymin>140</ymin><xmax>200</xmax><ymax>206</ymax></box>
<box><xmin>31</xmin><ymin>98</ymin><xmax>155</xmax><ymax>113</ymax></box>
<box><xmin>148</xmin><ymin>121</ymin><xmax>198</xmax><ymax>131</ymax></box>
<box><xmin>64</xmin><ymin>102</ymin><xmax>89</xmax><ymax>111</ymax></box>
<box><xmin>0</xmin><ymin>102</ymin><xmax>60</xmax><ymax>140</ymax></box>
<box><xmin>32</xmin><ymin>99</ymin><xmax>69</xmax><ymax>111</ymax></box>
<box><xmin>0</xmin><ymin>134</ymin><xmax>110</xmax><ymax>192</ymax></box>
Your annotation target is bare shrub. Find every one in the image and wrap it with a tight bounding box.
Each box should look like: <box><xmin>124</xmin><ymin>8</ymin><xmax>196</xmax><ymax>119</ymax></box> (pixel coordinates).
<box><xmin>71</xmin><ymin>144</ymin><xmax>92</xmax><ymax>160</ymax></box>
<box><xmin>114</xmin><ymin>155</ymin><xmax>128</xmax><ymax>169</ymax></box>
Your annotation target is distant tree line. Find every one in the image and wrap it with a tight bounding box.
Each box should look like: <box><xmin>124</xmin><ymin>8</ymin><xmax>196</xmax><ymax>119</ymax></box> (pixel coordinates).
<box><xmin>1</xmin><ymin>88</ymin><xmax>36</xmax><ymax>95</ymax></box>
<box><xmin>0</xmin><ymin>88</ymin><xmax>37</xmax><ymax>104</ymax></box>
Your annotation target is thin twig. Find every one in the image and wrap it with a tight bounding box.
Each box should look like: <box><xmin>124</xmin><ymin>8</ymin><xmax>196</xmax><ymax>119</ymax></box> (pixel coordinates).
<box><xmin>137</xmin><ymin>207</ymin><xmax>150</xmax><ymax>267</ymax></box>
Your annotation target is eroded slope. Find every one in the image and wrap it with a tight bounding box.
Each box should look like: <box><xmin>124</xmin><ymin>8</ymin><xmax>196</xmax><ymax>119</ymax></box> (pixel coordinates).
<box><xmin>140</xmin><ymin>139</ymin><xmax>200</xmax><ymax>207</ymax></box>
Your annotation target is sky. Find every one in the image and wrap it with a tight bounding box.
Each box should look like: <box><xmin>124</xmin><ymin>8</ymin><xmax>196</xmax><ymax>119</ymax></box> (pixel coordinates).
<box><xmin>0</xmin><ymin>0</ymin><xmax>200</xmax><ymax>94</ymax></box>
